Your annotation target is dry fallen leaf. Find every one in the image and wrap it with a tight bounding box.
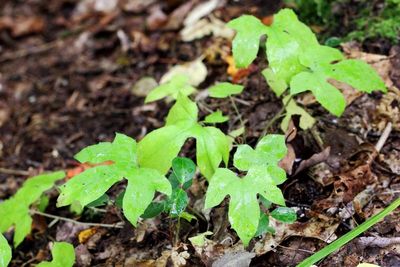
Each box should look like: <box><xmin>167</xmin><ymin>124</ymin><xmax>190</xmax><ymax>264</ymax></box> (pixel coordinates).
<box><xmin>78</xmin><ymin>228</ymin><xmax>98</xmax><ymax>244</ymax></box>
<box><xmin>180</xmin><ymin>16</ymin><xmax>234</xmax><ymax>42</ymax></box>
<box><xmin>224</xmin><ymin>55</ymin><xmax>257</xmax><ymax>83</ymax></box>
<box><xmin>160</xmin><ymin>57</ymin><xmax>207</xmax><ymax>87</ymax></box>
<box><xmin>254</xmin><ymin>217</ymin><xmax>339</xmax><ymax>255</ymax></box>
<box><xmin>0</xmin><ymin>16</ymin><xmax>45</xmax><ymax>37</ymax></box>
<box><xmin>183</xmin><ymin>0</ymin><xmax>222</xmax><ymax>26</ymax></box>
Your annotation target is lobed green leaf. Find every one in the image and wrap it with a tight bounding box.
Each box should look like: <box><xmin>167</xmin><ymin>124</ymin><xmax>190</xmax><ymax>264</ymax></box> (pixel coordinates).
<box><xmin>290</xmin><ymin>71</ymin><xmax>346</xmax><ymax>116</ymax></box>
<box><xmin>57</xmin><ymin>134</ymin><xmax>171</xmax><ymax>227</ymax></box>
<box><xmin>36</xmin><ymin>242</ymin><xmax>75</xmax><ymax>267</ymax></box>
<box><xmin>227</xmin><ymin>15</ymin><xmax>268</xmax><ymax>68</ymax></box>
<box><xmin>263</xmin><ymin>9</ymin><xmax>319</xmax><ymax>96</ymax></box>
<box><xmin>234</xmin><ymin>135</ymin><xmax>287</xmax><ymax>172</ymax></box>
<box><xmin>138</xmin><ymin>94</ymin><xmax>231</xmax><ymax>180</ymax></box>
<box><xmin>0</xmin><ymin>171</ymin><xmax>65</xmax><ymax>246</ymax></box>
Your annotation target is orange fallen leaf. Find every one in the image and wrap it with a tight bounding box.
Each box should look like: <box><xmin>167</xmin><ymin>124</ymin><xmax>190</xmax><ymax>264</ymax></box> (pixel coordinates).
<box><xmin>66</xmin><ymin>161</ymin><xmax>113</xmax><ymax>180</ymax></box>
<box><xmin>223</xmin><ymin>55</ymin><xmax>256</xmax><ymax>83</ymax></box>
<box><xmin>78</xmin><ymin>228</ymin><xmax>97</xmax><ymax>244</ymax></box>
<box><xmin>262</xmin><ymin>15</ymin><xmax>274</xmax><ymax>26</ymax></box>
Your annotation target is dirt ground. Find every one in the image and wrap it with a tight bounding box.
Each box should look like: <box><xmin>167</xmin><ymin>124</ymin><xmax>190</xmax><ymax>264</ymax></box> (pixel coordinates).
<box><xmin>0</xmin><ymin>0</ymin><xmax>399</xmax><ymax>266</ymax></box>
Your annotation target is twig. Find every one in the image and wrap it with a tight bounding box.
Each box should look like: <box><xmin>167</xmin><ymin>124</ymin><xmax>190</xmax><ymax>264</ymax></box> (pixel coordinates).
<box><xmin>375</xmin><ymin>122</ymin><xmax>392</xmax><ymax>152</ymax></box>
<box><xmin>356</xmin><ymin>236</ymin><xmax>400</xmax><ymax>248</ymax></box>
<box><xmin>0</xmin><ymin>40</ymin><xmax>60</xmax><ymax>63</ymax></box>
<box><xmin>0</xmin><ymin>167</ymin><xmax>30</xmax><ymax>176</ymax></box>
<box><xmin>278</xmin><ymin>244</ymin><xmax>313</xmax><ymax>254</ymax></box>
<box><xmin>30</xmin><ymin>210</ymin><xmax>124</xmax><ymax>229</ymax></box>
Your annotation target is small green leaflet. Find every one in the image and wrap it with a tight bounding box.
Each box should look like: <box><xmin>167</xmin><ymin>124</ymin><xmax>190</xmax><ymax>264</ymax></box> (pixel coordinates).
<box><xmin>280</xmin><ymin>95</ymin><xmax>315</xmax><ymax>131</ymax></box>
<box><xmin>57</xmin><ymin>133</ymin><xmax>171</xmax><ymax>227</ymax></box>
<box><xmin>36</xmin><ymin>242</ymin><xmax>75</xmax><ymax>267</ymax></box>
<box><xmin>0</xmin><ymin>171</ymin><xmax>65</xmax><ymax>246</ymax></box>
<box><xmin>291</xmin><ymin>46</ymin><xmax>386</xmax><ymax>116</ymax></box>
<box><xmin>169</xmin><ymin>157</ymin><xmax>196</xmax><ymax>190</ymax></box>
<box><xmin>138</xmin><ymin>94</ymin><xmax>231</xmax><ymax>179</ymax></box>
<box><xmin>205</xmin><ymin>167</ymin><xmax>286</xmax><ymax>246</ymax></box>
<box><xmin>168</xmin><ymin>188</ymin><xmax>188</xmax><ymax>218</ymax></box>
<box><xmin>270</xmin><ymin>207</ymin><xmax>297</xmax><ymax>223</ymax></box>
<box><xmin>227</xmin><ymin>15</ymin><xmax>268</xmax><ymax>68</ymax></box>
<box><xmin>255</xmin><ymin>213</ymin><xmax>275</xmax><ymax>236</ymax></box>
<box><xmin>204</xmin><ymin>110</ymin><xmax>229</xmax><ymax>124</ymax></box>
<box><xmin>141</xmin><ymin>157</ymin><xmax>196</xmax><ymax>220</ymax></box>
<box><xmin>167</xmin><ymin>158</ymin><xmax>195</xmax><ymax>218</ymax></box>
<box><xmin>0</xmin><ymin>233</ymin><xmax>11</xmax><ymax>267</ymax></box>
<box><xmin>205</xmin><ymin>135</ymin><xmax>288</xmax><ymax>246</ymax></box>
<box><xmin>141</xmin><ymin>201</ymin><xmax>165</xmax><ymax>219</ymax></box>
<box><xmin>145</xmin><ymin>75</ymin><xmax>196</xmax><ymax>103</ymax></box>
<box><xmin>208</xmin><ymin>83</ymin><xmax>244</xmax><ymax>98</ymax></box>
<box><xmin>189</xmin><ymin>231</ymin><xmax>213</xmax><ymax>247</ymax></box>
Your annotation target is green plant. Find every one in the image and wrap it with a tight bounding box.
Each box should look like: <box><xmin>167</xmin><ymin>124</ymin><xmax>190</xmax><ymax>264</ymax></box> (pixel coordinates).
<box><xmin>142</xmin><ymin>157</ymin><xmax>197</xmax><ymax>221</ymax></box>
<box><xmin>0</xmin><ymin>7</ymin><xmax>395</xmax><ymax>265</ymax></box>
<box><xmin>57</xmin><ymin>133</ymin><xmax>171</xmax><ymax>226</ymax></box>
<box><xmin>348</xmin><ymin>0</ymin><xmax>400</xmax><ymax>43</ymax></box>
<box><xmin>0</xmin><ymin>171</ymin><xmax>65</xmax><ymax>246</ymax></box>
<box><xmin>298</xmin><ymin>197</ymin><xmax>400</xmax><ymax>267</ymax></box>
<box><xmin>228</xmin><ymin>9</ymin><xmax>386</xmax><ymax>116</ymax></box>
<box><xmin>36</xmin><ymin>242</ymin><xmax>75</xmax><ymax>267</ymax></box>
<box><xmin>204</xmin><ymin>110</ymin><xmax>229</xmax><ymax>124</ymax></box>
<box><xmin>0</xmin><ymin>234</ymin><xmax>11</xmax><ymax>267</ymax></box>
<box><xmin>205</xmin><ymin>135</ymin><xmax>292</xmax><ymax>246</ymax></box>
<box><xmin>208</xmin><ymin>82</ymin><xmax>244</xmax><ymax>98</ymax></box>
<box><xmin>138</xmin><ymin>94</ymin><xmax>231</xmax><ymax>179</ymax></box>
<box><xmin>145</xmin><ymin>74</ymin><xmax>196</xmax><ymax>103</ymax></box>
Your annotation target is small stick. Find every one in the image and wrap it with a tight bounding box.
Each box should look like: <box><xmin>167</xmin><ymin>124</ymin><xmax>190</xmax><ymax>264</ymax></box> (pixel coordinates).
<box><xmin>0</xmin><ymin>40</ymin><xmax>59</xmax><ymax>63</ymax></box>
<box><xmin>30</xmin><ymin>210</ymin><xmax>124</xmax><ymax>229</ymax></box>
<box><xmin>375</xmin><ymin>122</ymin><xmax>392</xmax><ymax>153</ymax></box>
<box><xmin>0</xmin><ymin>167</ymin><xmax>30</xmax><ymax>176</ymax></box>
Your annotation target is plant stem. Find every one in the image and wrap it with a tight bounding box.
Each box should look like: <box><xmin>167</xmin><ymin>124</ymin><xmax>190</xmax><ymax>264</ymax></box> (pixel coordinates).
<box><xmin>229</xmin><ymin>96</ymin><xmax>246</xmax><ymax>142</ymax></box>
<box><xmin>30</xmin><ymin>210</ymin><xmax>124</xmax><ymax>229</ymax></box>
<box><xmin>258</xmin><ymin>95</ymin><xmax>293</xmax><ymax>142</ymax></box>
<box><xmin>174</xmin><ymin>217</ymin><xmax>181</xmax><ymax>246</ymax></box>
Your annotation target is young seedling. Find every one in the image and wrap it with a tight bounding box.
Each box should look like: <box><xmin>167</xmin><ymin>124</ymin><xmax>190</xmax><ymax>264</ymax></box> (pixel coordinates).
<box><xmin>227</xmin><ymin>9</ymin><xmax>386</xmax><ymax>121</ymax></box>
<box><xmin>141</xmin><ymin>156</ymin><xmax>197</xmax><ymax>221</ymax></box>
<box><xmin>138</xmin><ymin>93</ymin><xmax>231</xmax><ymax>179</ymax></box>
<box><xmin>36</xmin><ymin>242</ymin><xmax>75</xmax><ymax>267</ymax></box>
<box><xmin>0</xmin><ymin>171</ymin><xmax>65</xmax><ymax>246</ymax></box>
<box><xmin>57</xmin><ymin>133</ymin><xmax>172</xmax><ymax>227</ymax></box>
<box><xmin>205</xmin><ymin>134</ymin><xmax>289</xmax><ymax>246</ymax></box>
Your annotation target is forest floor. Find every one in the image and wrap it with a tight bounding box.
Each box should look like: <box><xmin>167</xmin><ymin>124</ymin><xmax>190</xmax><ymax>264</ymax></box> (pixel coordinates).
<box><xmin>0</xmin><ymin>0</ymin><xmax>399</xmax><ymax>266</ymax></box>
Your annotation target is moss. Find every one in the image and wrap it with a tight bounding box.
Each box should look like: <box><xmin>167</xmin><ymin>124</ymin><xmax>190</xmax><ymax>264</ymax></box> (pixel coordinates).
<box><xmin>285</xmin><ymin>0</ymin><xmax>400</xmax><ymax>44</ymax></box>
